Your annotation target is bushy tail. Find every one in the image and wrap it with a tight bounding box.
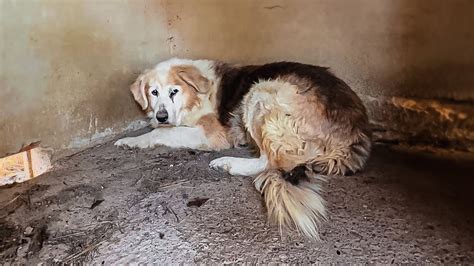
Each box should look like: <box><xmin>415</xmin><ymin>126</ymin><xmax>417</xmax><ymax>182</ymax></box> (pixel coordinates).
<box><xmin>253</xmin><ymin>166</ymin><xmax>326</xmax><ymax>239</ymax></box>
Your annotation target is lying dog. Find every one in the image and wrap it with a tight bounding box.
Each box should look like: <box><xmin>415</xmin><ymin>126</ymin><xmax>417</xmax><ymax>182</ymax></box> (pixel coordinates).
<box><xmin>115</xmin><ymin>58</ymin><xmax>371</xmax><ymax>239</ymax></box>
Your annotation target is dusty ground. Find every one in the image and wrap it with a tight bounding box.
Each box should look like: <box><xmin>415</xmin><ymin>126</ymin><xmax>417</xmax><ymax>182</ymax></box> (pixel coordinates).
<box><xmin>1</xmin><ymin>128</ymin><xmax>474</xmax><ymax>264</ymax></box>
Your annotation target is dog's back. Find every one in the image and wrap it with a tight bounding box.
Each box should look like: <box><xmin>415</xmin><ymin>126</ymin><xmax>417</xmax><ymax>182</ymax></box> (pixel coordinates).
<box><xmin>220</xmin><ymin>62</ymin><xmax>371</xmax><ymax>238</ymax></box>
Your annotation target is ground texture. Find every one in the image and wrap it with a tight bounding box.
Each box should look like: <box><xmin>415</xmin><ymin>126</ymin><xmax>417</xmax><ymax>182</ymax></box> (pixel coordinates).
<box><xmin>1</xmin><ymin>129</ymin><xmax>474</xmax><ymax>264</ymax></box>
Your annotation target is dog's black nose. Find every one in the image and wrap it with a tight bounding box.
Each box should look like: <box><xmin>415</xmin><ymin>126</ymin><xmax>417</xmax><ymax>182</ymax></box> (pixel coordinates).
<box><xmin>156</xmin><ymin>110</ymin><xmax>168</xmax><ymax>123</ymax></box>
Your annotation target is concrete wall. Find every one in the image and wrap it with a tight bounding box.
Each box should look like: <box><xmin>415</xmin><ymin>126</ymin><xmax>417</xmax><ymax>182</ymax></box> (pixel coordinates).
<box><xmin>0</xmin><ymin>0</ymin><xmax>169</xmax><ymax>157</ymax></box>
<box><xmin>1</xmin><ymin>0</ymin><xmax>473</xmax><ymax>157</ymax></box>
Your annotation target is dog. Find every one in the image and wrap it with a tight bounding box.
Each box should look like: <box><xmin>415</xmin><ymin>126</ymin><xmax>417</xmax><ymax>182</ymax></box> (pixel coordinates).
<box><xmin>115</xmin><ymin>58</ymin><xmax>371</xmax><ymax>239</ymax></box>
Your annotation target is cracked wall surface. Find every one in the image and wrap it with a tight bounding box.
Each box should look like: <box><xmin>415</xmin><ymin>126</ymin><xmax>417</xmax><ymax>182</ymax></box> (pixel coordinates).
<box><xmin>1</xmin><ymin>0</ymin><xmax>473</xmax><ymax>157</ymax></box>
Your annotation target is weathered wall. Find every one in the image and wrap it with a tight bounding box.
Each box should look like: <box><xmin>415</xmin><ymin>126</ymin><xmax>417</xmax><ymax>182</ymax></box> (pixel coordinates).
<box><xmin>0</xmin><ymin>0</ymin><xmax>170</xmax><ymax>156</ymax></box>
<box><xmin>1</xmin><ymin>0</ymin><xmax>473</xmax><ymax>157</ymax></box>
<box><xmin>165</xmin><ymin>0</ymin><xmax>474</xmax><ymax>101</ymax></box>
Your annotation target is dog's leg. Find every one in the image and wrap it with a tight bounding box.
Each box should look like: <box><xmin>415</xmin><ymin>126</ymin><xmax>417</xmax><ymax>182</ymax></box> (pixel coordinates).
<box><xmin>209</xmin><ymin>155</ymin><xmax>268</xmax><ymax>176</ymax></box>
<box><xmin>115</xmin><ymin>127</ymin><xmax>211</xmax><ymax>150</ymax></box>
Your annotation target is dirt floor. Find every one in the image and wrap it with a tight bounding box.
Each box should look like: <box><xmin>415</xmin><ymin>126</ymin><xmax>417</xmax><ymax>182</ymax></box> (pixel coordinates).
<box><xmin>1</xmin><ymin>128</ymin><xmax>474</xmax><ymax>264</ymax></box>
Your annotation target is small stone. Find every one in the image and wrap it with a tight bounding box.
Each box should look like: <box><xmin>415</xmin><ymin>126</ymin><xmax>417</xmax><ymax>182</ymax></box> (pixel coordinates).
<box><xmin>24</xmin><ymin>226</ymin><xmax>34</xmax><ymax>236</ymax></box>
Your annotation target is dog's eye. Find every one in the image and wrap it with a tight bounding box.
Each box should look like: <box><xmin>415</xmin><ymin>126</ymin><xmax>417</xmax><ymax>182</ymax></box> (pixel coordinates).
<box><xmin>169</xmin><ymin>88</ymin><xmax>179</xmax><ymax>98</ymax></box>
<box><xmin>151</xmin><ymin>89</ymin><xmax>158</xmax><ymax>96</ymax></box>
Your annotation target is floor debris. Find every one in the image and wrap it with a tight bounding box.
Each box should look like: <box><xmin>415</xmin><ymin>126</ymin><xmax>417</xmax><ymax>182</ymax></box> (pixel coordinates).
<box><xmin>0</xmin><ymin>132</ymin><xmax>474</xmax><ymax>263</ymax></box>
<box><xmin>187</xmin><ymin>198</ymin><xmax>210</xmax><ymax>208</ymax></box>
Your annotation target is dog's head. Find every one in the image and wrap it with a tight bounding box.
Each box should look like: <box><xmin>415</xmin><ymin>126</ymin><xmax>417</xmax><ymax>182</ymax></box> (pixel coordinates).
<box><xmin>130</xmin><ymin>58</ymin><xmax>214</xmax><ymax>127</ymax></box>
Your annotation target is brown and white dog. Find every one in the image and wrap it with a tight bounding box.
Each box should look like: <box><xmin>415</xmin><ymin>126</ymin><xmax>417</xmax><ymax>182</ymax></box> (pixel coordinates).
<box><xmin>115</xmin><ymin>58</ymin><xmax>371</xmax><ymax>239</ymax></box>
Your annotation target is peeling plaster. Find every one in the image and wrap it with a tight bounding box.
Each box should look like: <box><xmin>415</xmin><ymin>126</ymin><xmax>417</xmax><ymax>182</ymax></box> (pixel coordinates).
<box><xmin>68</xmin><ymin>119</ymin><xmax>148</xmax><ymax>150</ymax></box>
<box><xmin>362</xmin><ymin>95</ymin><xmax>474</xmax><ymax>151</ymax></box>
<box><xmin>391</xmin><ymin>97</ymin><xmax>468</xmax><ymax>121</ymax></box>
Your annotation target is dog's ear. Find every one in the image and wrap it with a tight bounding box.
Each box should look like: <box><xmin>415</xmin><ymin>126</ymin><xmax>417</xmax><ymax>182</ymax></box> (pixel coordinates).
<box><xmin>130</xmin><ymin>75</ymin><xmax>148</xmax><ymax>110</ymax></box>
<box><xmin>177</xmin><ymin>67</ymin><xmax>210</xmax><ymax>94</ymax></box>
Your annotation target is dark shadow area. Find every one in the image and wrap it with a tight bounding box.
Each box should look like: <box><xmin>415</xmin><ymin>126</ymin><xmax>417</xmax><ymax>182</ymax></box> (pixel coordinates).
<box><xmin>389</xmin><ymin>0</ymin><xmax>474</xmax><ymax>100</ymax></box>
<box><xmin>365</xmin><ymin>145</ymin><xmax>474</xmax><ymax>216</ymax></box>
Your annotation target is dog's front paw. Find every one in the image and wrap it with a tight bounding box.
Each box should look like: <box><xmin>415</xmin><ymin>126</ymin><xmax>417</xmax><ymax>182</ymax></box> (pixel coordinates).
<box><xmin>114</xmin><ymin>137</ymin><xmax>151</xmax><ymax>149</ymax></box>
<box><xmin>209</xmin><ymin>157</ymin><xmax>235</xmax><ymax>174</ymax></box>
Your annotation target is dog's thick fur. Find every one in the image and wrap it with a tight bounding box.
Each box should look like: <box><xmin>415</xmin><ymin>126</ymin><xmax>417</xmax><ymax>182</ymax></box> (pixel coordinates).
<box><xmin>115</xmin><ymin>58</ymin><xmax>371</xmax><ymax>239</ymax></box>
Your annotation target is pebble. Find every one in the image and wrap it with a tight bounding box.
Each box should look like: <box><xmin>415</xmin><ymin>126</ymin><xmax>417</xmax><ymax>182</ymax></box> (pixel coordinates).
<box><xmin>24</xmin><ymin>226</ymin><xmax>34</xmax><ymax>236</ymax></box>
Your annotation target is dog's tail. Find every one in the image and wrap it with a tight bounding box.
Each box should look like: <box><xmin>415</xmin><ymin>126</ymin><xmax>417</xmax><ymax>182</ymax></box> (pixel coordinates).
<box><xmin>254</xmin><ymin>165</ymin><xmax>326</xmax><ymax>239</ymax></box>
